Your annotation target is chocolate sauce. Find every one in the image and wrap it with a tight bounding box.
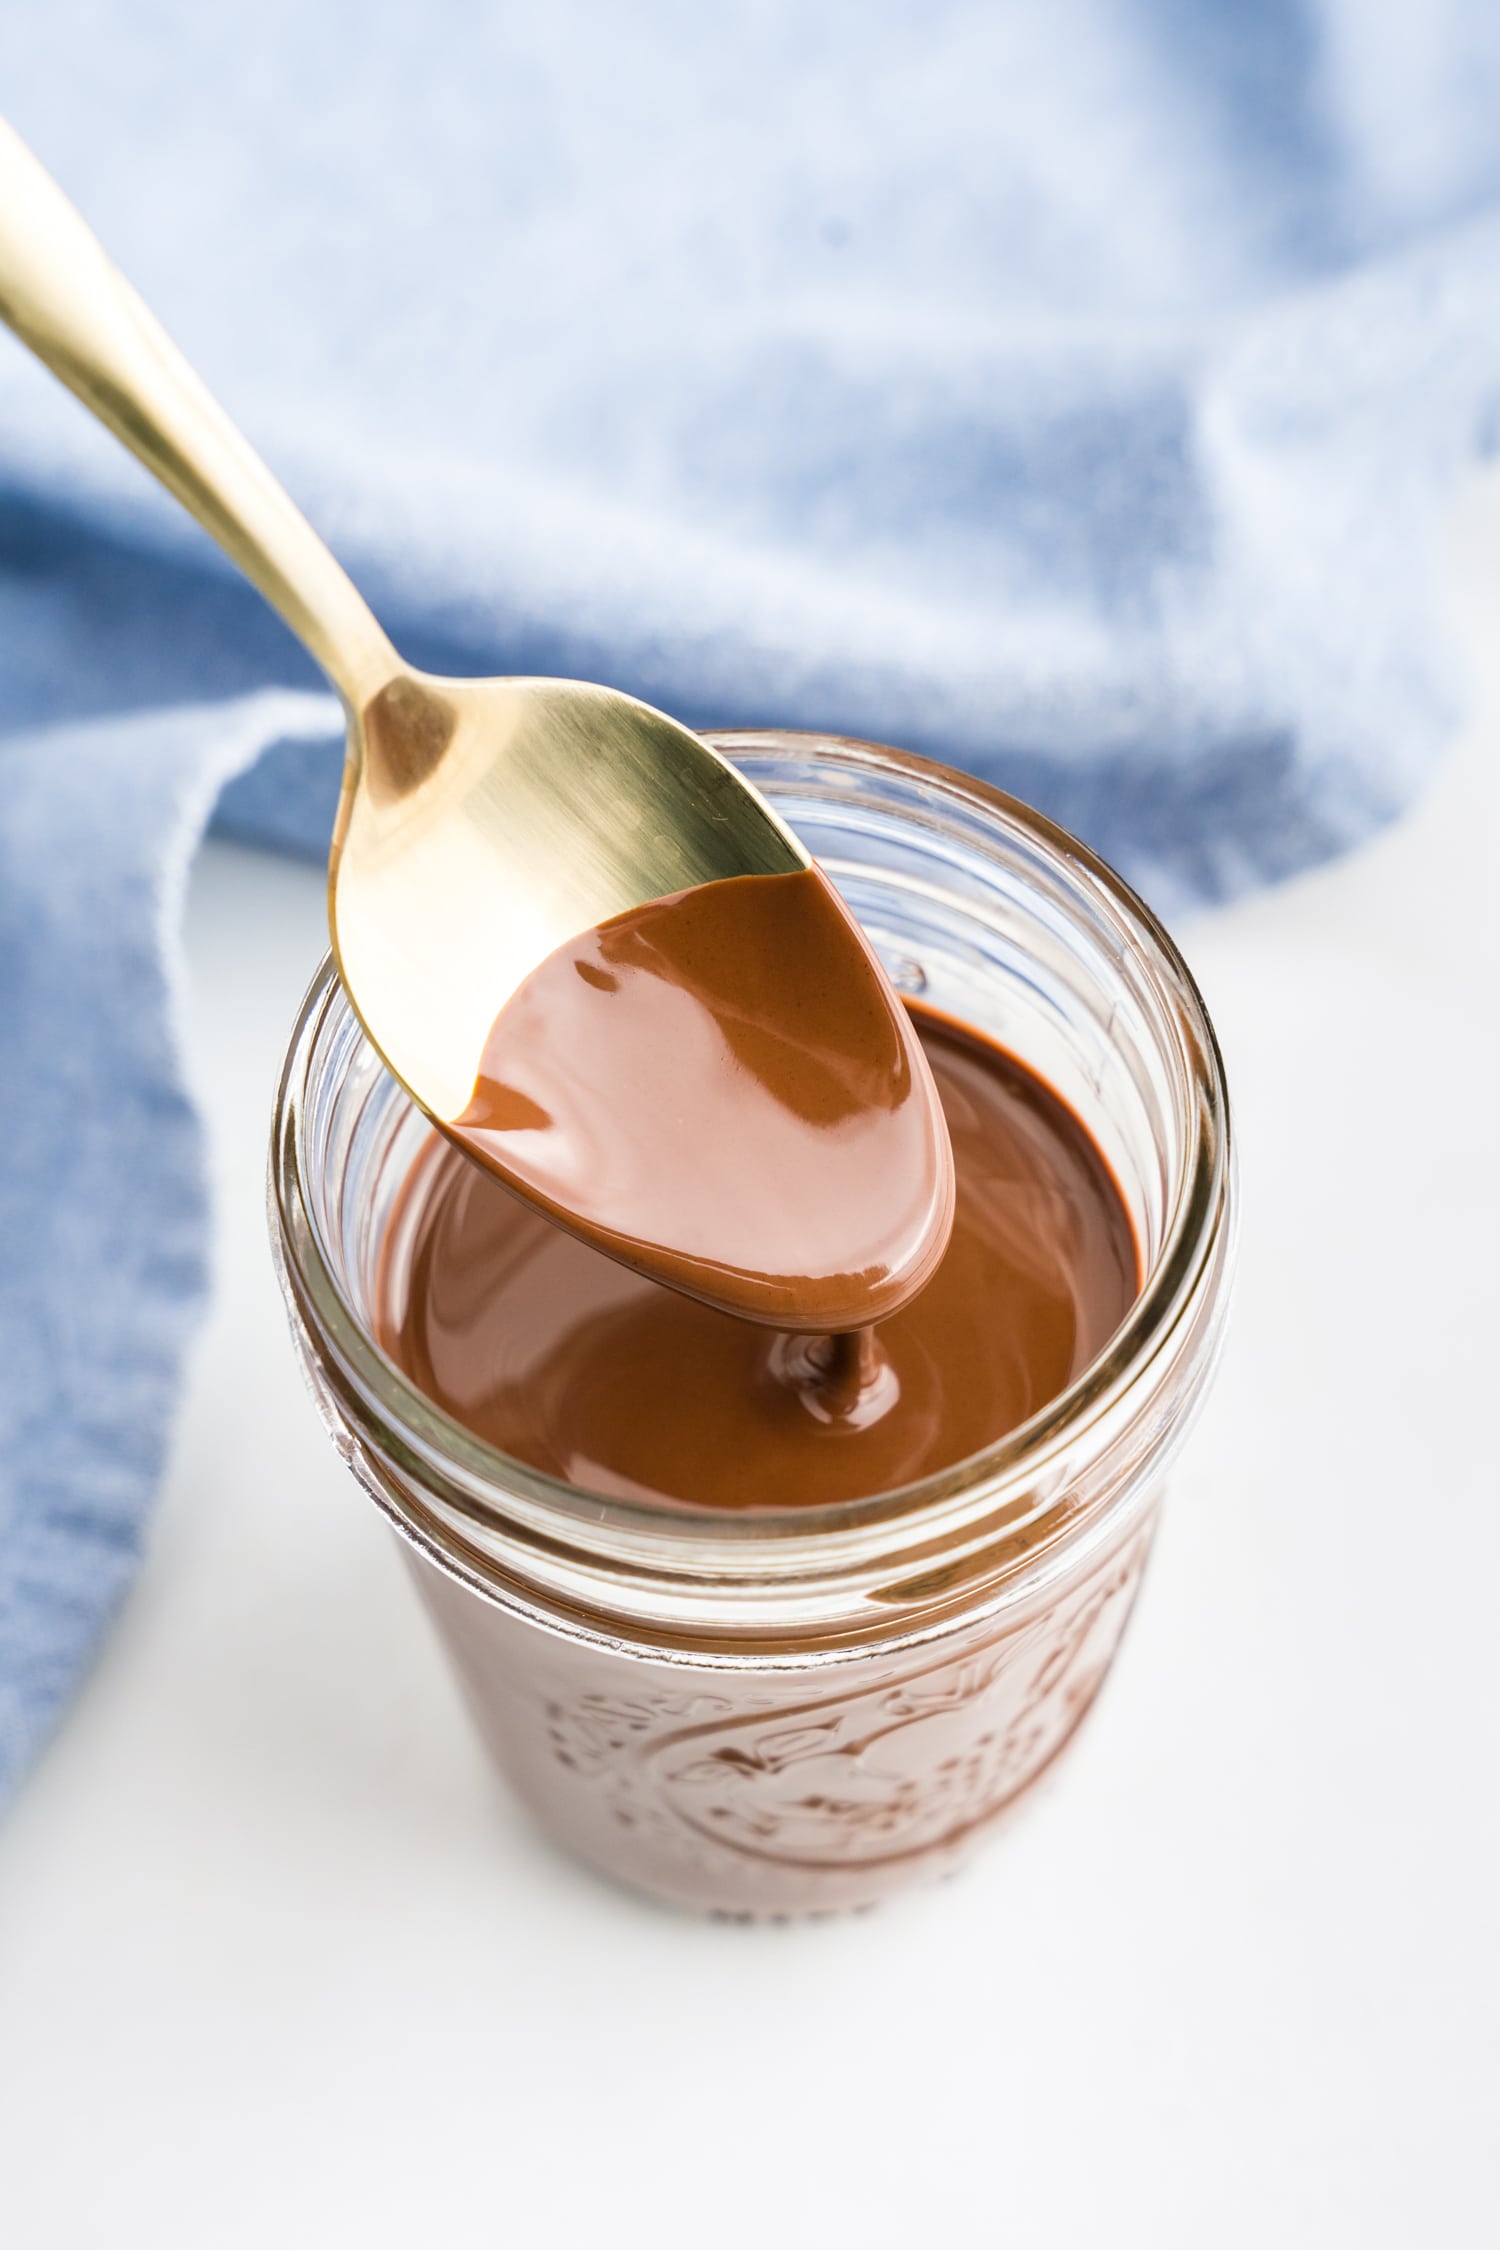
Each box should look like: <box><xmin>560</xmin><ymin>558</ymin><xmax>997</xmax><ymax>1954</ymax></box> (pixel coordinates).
<box><xmin>381</xmin><ymin>1006</ymin><xmax>1140</xmax><ymax>1511</ymax></box>
<box><xmin>446</xmin><ymin>867</ymin><xmax>954</xmax><ymax>1331</ymax></box>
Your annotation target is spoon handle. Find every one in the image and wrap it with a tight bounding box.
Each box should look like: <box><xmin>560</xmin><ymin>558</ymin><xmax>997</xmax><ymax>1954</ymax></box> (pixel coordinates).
<box><xmin>0</xmin><ymin>116</ymin><xmax>397</xmax><ymax>708</ymax></box>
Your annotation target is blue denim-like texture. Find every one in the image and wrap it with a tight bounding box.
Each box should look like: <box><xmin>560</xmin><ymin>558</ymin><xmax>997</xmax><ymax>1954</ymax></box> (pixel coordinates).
<box><xmin>3</xmin><ymin>0</ymin><xmax>1500</xmax><ymax>1804</ymax></box>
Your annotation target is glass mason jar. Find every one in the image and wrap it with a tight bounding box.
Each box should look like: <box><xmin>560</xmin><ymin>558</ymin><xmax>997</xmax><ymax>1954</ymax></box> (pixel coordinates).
<box><xmin>269</xmin><ymin>732</ymin><xmax>1235</xmax><ymax>1917</ymax></box>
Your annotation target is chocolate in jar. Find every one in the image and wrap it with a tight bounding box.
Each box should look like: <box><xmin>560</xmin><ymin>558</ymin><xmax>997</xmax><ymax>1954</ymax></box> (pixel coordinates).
<box><xmin>379</xmin><ymin>1001</ymin><xmax>1140</xmax><ymax>1511</ymax></box>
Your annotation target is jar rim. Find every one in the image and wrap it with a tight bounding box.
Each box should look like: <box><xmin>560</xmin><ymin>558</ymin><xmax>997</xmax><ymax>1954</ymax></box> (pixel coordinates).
<box><xmin>270</xmin><ymin>730</ymin><xmax>1233</xmax><ymax>1589</ymax></box>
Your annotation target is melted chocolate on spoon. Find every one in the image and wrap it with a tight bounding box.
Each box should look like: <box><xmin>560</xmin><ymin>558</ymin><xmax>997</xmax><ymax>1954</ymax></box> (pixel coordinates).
<box><xmin>445</xmin><ymin>866</ymin><xmax>955</xmax><ymax>1331</ymax></box>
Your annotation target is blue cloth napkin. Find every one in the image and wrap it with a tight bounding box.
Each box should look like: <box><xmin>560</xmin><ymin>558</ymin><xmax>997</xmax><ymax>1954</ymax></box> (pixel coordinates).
<box><xmin>4</xmin><ymin>0</ymin><xmax>1500</xmax><ymax>1808</ymax></box>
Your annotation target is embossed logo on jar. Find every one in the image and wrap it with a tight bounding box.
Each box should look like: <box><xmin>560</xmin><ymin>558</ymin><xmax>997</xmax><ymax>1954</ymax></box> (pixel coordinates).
<box><xmin>543</xmin><ymin>1536</ymin><xmax>1150</xmax><ymax>1874</ymax></box>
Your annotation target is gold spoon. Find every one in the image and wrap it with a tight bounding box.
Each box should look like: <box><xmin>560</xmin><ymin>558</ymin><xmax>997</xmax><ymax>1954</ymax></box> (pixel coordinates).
<box><xmin>0</xmin><ymin>116</ymin><xmax>808</xmax><ymax>1125</ymax></box>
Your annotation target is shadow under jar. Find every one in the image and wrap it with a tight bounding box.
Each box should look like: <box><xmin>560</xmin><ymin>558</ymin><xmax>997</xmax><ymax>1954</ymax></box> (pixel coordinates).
<box><xmin>269</xmin><ymin>732</ymin><xmax>1235</xmax><ymax>1917</ymax></box>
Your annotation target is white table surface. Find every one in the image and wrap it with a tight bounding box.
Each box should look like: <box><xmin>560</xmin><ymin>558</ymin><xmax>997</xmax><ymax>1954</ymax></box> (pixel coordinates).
<box><xmin>3</xmin><ymin>477</ymin><xmax>1498</xmax><ymax>2250</ymax></box>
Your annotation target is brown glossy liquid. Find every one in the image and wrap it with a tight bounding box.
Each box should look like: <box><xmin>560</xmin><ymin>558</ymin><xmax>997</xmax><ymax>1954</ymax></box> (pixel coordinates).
<box><xmin>381</xmin><ymin>1006</ymin><xmax>1139</xmax><ymax>1511</ymax></box>
<box><xmin>446</xmin><ymin>867</ymin><xmax>954</xmax><ymax>1331</ymax></box>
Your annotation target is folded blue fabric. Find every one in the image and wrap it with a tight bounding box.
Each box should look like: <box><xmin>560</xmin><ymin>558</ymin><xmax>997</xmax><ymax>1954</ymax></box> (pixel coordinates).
<box><xmin>4</xmin><ymin>0</ymin><xmax>1500</xmax><ymax>1806</ymax></box>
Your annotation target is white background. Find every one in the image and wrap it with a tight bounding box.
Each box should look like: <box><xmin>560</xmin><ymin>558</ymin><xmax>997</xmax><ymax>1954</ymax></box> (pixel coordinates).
<box><xmin>2</xmin><ymin>476</ymin><xmax>1497</xmax><ymax>2247</ymax></box>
